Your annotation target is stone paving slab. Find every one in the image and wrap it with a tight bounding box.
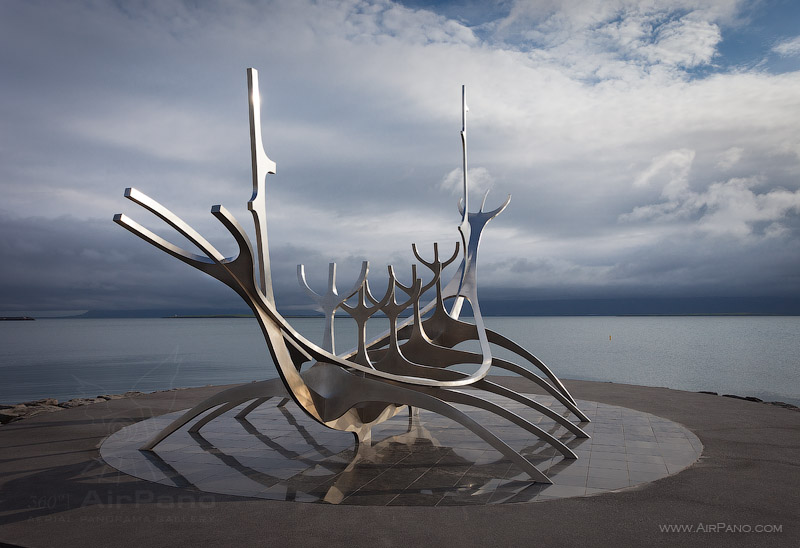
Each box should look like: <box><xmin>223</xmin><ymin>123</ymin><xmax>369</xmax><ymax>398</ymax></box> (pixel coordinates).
<box><xmin>0</xmin><ymin>378</ymin><xmax>798</xmax><ymax>548</ymax></box>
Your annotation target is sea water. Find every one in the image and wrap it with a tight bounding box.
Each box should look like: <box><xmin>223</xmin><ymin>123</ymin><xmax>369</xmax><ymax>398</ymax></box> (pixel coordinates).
<box><xmin>0</xmin><ymin>316</ymin><xmax>798</xmax><ymax>405</ymax></box>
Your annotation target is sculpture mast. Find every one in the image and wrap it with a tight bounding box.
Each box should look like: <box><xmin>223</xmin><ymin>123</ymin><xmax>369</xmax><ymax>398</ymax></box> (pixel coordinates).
<box><xmin>247</xmin><ymin>68</ymin><xmax>277</xmax><ymax>304</ymax></box>
<box><xmin>452</xmin><ymin>85</ymin><xmax>470</xmax><ymax>318</ymax></box>
<box><xmin>461</xmin><ymin>84</ymin><xmax>469</xmax><ymax>221</ymax></box>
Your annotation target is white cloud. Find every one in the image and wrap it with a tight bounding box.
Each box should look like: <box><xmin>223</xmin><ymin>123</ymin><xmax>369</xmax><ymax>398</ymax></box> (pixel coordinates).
<box><xmin>716</xmin><ymin>146</ymin><xmax>743</xmax><ymax>169</ymax></box>
<box><xmin>622</xmin><ymin>176</ymin><xmax>800</xmax><ymax>238</ymax></box>
<box><xmin>639</xmin><ymin>17</ymin><xmax>721</xmax><ymax>68</ymax></box>
<box><xmin>440</xmin><ymin>167</ymin><xmax>495</xmax><ymax>196</ymax></box>
<box><xmin>489</xmin><ymin>0</ymin><xmax>741</xmax><ymax>81</ymax></box>
<box><xmin>773</xmin><ymin>35</ymin><xmax>800</xmax><ymax>57</ymax></box>
<box><xmin>633</xmin><ymin>149</ymin><xmax>695</xmax><ymax>200</ymax></box>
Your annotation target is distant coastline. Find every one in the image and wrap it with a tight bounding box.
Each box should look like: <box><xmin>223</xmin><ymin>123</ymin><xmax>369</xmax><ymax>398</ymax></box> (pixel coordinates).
<box><xmin>159</xmin><ymin>312</ymin><xmax>790</xmax><ymax>319</ymax></box>
<box><xmin>165</xmin><ymin>314</ymin><xmax>255</xmax><ymax>319</ymax></box>
<box><xmin>164</xmin><ymin>314</ymin><xmax>323</xmax><ymax>319</ymax></box>
<box><xmin>11</xmin><ymin>312</ymin><xmax>800</xmax><ymax>320</ymax></box>
<box><xmin>39</xmin><ymin>296</ymin><xmax>799</xmax><ymax>319</ymax></box>
<box><xmin>613</xmin><ymin>312</ymin><xmax>788</xmax><ymax>317</ymax></box>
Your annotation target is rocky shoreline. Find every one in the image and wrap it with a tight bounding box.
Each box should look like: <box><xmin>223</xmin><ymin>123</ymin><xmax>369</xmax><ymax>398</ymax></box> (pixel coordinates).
<box><xmin>0</xmin><ymin>392</ymin><xmax>145</xmax><ymax>424</ymax></box>
<box><xmin>1</xmin><ymin>384</ymin><xmax>797</xmax><ymax>426</ymax></box>
<box><xmin>697</xmin><ymin>391</ymin><xmax>799</xmax><ymax>411</ymax></box>
<box><xmin>0</xmin><ymin>388</ymin><xmax>199</xmax><ymax>425</ymax></box>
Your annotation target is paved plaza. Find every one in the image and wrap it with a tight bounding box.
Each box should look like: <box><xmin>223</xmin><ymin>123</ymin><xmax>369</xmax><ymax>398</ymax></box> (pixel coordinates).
<box><xmin>0</xmin><ymin>377</ymin><xmax>797</xmax><ymax>547</ymax></box>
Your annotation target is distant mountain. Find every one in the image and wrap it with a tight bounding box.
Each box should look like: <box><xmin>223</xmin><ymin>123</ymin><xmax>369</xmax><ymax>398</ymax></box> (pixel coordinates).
<box><xmin>75</xmin><ymin>308</ymin><xmax>273</xmax><ymax>319</ymax></box>
<box><xmin>74</xmin><ymin>296</ymin><xmax>800</xmax><ymax>318</ymax></box>
<box><xmin>478</xmin><ymin>297</ymin><xmax>800</xmax><ymax>316</ymax></box>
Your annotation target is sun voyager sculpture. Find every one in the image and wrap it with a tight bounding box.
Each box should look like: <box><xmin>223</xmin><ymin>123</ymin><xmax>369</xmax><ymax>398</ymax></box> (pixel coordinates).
<box><xmin>114</xmin><ymin>69</ymin><xmax>590</xmax><ymax>484</ymax></box>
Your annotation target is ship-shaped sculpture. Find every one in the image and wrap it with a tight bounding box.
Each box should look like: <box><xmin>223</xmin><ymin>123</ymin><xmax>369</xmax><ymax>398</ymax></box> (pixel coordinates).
<box><xmin>114</xmin><ymin>69</ymin><xmax>590</xmax><ymax>483</ymax></box>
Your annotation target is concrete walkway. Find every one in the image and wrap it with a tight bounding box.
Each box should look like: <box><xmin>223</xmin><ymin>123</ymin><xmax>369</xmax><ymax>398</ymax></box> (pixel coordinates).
<box><xmin>0</xmin><ymin>378</ymin><xmax>797</xmax><ymax>548</ymax></box>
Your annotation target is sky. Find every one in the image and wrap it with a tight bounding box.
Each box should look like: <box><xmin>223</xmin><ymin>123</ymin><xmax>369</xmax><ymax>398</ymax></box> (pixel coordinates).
<box><xmin>1</xmin><ymin>0</ymin><xmax>799</xmax><ymax>316</ymax></box>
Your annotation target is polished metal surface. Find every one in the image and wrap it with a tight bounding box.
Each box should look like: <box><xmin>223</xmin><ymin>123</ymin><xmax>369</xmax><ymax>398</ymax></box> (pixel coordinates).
<box><xmin>298</xmin><ymin>261</ymin><xmax>368</xmax><ymax>353</ymax></box>
<box><xmin>114</xmin><ymin>68</ymin><xmax>591</xmax><ymax>483</ymax></box>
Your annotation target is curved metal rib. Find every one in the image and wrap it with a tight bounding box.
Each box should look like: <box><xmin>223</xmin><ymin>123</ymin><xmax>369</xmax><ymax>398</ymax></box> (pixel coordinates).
<box><xmin>371</xmin><ymin>340</ymin><xmax>589</xmax><ymax>440</ymax></box>
<box><xmin>124</xmin><ymin>187</ymin><xmax>225</xmax><ymax>263</ymax></box>
<box><xmin>489</xmin><ymin>358</ymin><xmax>590</xmax><ymax>422</ymax></box>
<box><xmin>428</xmin><ymin>388</ymin><xmax>577</xmax><ymax>459</ymax></box>
<box><xmin>473</xmin><ymin>379</ymin><xmax>588</xmax><ymax>438</ymax></box>
<box><xmin>113</xmin><ymin>213</ymin><xmax>214</xmax><ymax>270</ymax></box>
<box><xmin>486</xmin><ymin>329</ymin><xmax>578</xmax><ymax>406</ymax></box>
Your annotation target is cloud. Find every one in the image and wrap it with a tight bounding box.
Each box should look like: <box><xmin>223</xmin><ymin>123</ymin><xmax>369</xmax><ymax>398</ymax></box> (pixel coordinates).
<box><xmin>1</xmin><ymin>0</ymin><xmax>799</xmax><ymax>311</ymax></box>
<box><xmin>67</xmin><ymin>101</ymin><xmax>240</xmax><ymax>164</ymax></box>
<box><xmin>638</xmin><ymin>17</ymin><xmax>721</xmax><ymax>68</ymax></box>
<box><xmin>773</xmin><ymin>35</ymin><xmax>800</xmax><ymax>57</ymax></box>
<box><xmin>716</xmin><ymin>146</ymin><xmax>743</xmax><ymax>170</ymax></box>
<box><xmin>489</xmin><ymin>0</ymin><xmax>741</xmax><ymax>81</ymax></box>
<box><xmin>632</xmin><ymin>149</ymin><xmax>695</xmax><ymax>200</ymax></box>
<box><xmin>622</xmin><ymin>175</ymin><xmax>800</xmax><ymax>239</ymax></box>
<box><xmin>440</xmin><ymin>167</ymin><xmax>495</xmax><ymax>196</ymax></box>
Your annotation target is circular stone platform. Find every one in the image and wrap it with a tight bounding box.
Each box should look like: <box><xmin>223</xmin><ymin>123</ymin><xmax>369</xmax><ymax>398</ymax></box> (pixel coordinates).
<box><xmin>100</xmin><ymin>394</ymin><xmax>702</xmax><ymax>506</ymax></box>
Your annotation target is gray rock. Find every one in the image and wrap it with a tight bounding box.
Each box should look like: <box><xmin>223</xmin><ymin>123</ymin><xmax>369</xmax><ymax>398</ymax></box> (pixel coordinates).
<box><xmin>4</xmin><ymin>390</ymin><xmax>147</xmax><ymax>424</ymax></box>
<box><xmin>0</xmin><ymin>403</ymin><xmax>64</xmax><ymax>424</ymax></box>
<box><xmin>767</xmin><ymin>401</ymin><xmax>799</xmax><ymax>411</ymax></box>
<box><xmin>58</xmin><ymin>397</ymin><xmax>107</xmax><ymax>408</ymax></box>
<box><xmin>21</xmin><ymin>398</ymin><xmax>59</xmax><ymax>407</ymax></box>
<box><xmin>23</xmin><ymin>405</ymin><xmax>64</xmax><ymax>418</ymax></box>
<box><xmin>722</xmin><ymin>394</ymin><xmax>752</xmax><ymax>402</ymax></box>
<box><xmin>58</xmin><ymin>399</ymin><xmax>88</xmax><ymax>408</ymax></box>
<box><xmin>0</xmin><ymin>410</ymin><xmax>21</xmax><ymax>424</ymax></box>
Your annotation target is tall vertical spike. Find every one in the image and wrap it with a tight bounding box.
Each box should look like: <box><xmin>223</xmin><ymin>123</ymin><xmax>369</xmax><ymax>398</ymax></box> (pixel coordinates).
<box><xmin>453</xmin><ymin>85</ymin><xmax>471</xmax><ymax>318</ymax></box>
<box><xmin>247</xmin><ymin>68</ymin><xmax>277</xmax><ymax>304</ymax></box>
<box><xmin>460</xmin><ymin>85</ymin><xmax>468</xmax><ymax>222</ymax></box>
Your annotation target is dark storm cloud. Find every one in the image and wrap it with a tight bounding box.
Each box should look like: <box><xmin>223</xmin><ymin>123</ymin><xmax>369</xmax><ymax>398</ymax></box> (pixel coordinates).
<box><xmin>0</xmin><ymin>214</ymin><xmax>233</xmax><ymax>311</ymax></box>
<box><xmin>0</xmin><ymin>212</ymin><xmax>367</xmax><ymax>312</ymax></box>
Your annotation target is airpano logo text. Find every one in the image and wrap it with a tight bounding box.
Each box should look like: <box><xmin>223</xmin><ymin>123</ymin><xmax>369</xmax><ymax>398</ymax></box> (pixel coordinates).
<box><xmin>659</xmin><ymin>523</ymin><xmax>783</xmax><ymax>534</ymax></box>
<box><xmin>81</xmin><ymin>490</ymin><xmax>216</xmax><ymax>509</ymax></box>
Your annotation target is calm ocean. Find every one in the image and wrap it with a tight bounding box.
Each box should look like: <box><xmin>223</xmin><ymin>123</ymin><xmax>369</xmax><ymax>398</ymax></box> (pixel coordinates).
<box><xmin>0</xmin><ymin>316</ymin><xmax>798</xmax><ymax>405</ymax></box>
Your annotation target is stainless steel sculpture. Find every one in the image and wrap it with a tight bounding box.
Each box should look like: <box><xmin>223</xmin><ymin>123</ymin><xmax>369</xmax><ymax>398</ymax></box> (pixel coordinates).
<box><xmin>114</xmin><ymin>69</ymin><xmax>589</xmax><ymax>483</ymax></box>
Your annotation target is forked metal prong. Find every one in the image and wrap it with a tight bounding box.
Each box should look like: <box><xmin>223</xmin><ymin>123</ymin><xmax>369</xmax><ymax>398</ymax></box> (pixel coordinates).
<box><xmin>124</xmin><ymin>187</ymin><xmax>225</xmax><ymax>263</ymax></box>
